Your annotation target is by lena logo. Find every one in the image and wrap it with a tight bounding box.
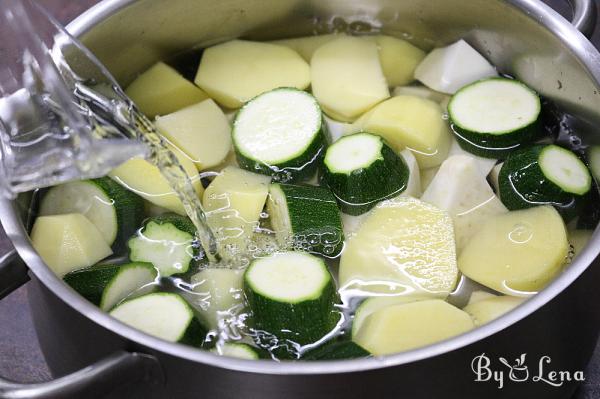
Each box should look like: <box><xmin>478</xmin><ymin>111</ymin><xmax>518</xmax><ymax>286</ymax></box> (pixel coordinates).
<box><xmin>471</xmin><ymin>353</ymin><xmax>585</xmax><ymax>389</ymax></box>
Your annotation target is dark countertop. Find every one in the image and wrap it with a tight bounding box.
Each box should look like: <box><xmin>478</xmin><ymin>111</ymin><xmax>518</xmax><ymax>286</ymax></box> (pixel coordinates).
<box><xmin>0</xmin><ymin>0</ymin><xmax>599</xmax><ymax>397</ymax></box>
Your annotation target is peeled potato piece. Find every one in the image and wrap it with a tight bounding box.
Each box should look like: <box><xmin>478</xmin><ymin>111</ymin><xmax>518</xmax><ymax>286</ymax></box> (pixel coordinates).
<box><xmin>202</xmin><ymin>166</ymin><xmax>271</xmax><ymax>255</ymax></box>
<box><xmin>109</xmin><ymin>147</ymin><xmax>203</xmax><ymax>215</ymax></box>
<box><xmin>463</xmin><ymin>295</ymin><xmax>525</xmax><ymax>326</ymax></box>
<box><xmin>311</xmin><ymin>37</ymin><xmax>389</xmax><ymax>122</ymax></box>
<box><xmin>351</xmin><ymin>295</ymin><xmax>428</xmax><ymax>338</ymax></box>
<box><xmin>125</xmin><ymin>62</ymin><xmax>209</xmax><ymax>118</ymax></box>
<box><xmin>459</xmin><ymin>206</ymin><xmax>569</xmax><ymax>295</ymax></box>
<box><xmin>350</xmin><ymin>95</ymin><xmax>451</xmax><ymax>168</ymax></box>
<box><xmin>368</xmin><ymin>35</ymin><xmax>426</xmax><ymax>86</ymax></box>
<box><xmin>194</xmin><ymin>40</ymin><xmax>310</xmax><ymax>109</ymax></box>
<box><xmin>31</xmin><ymin>214</ymin><xmax>113</xmax><ymax>277</ymax></box>
<box><xmin>156</xmin><ymin>99</ymin><xmax>231</xmax><ymax>170</ymax></box>
<box><xmin>271</xmin><ymin>34</ymin><xmax>343</xmax><ymax>62</ymax></box>
<box><xmin>353</xmin><ymin>299</ymin><xmax>474</xmax><ymax>355</ymax></box>
<box><xmin>339</xmin><ymin>197</ymin><xmax>458</xmax><ymax>297</ymax></box>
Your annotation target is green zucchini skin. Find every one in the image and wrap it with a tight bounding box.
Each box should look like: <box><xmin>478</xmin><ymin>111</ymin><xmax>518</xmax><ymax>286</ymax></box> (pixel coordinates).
<box><xmin>322</xmin><ymin>135</ymin><xmax>408</xmax><ymax>216</ymax></box>
<box><xmin>179</xmin><ymin>317</ymin><xmax>209</xmax><ymax>348</ymax></box>
<box><xmin>302</xmin><ymin>339</ymin><xmax>371</xmax><ymax>360</ymax></box>
<box><xmin>269</xmin><ymin>183</ymin><xmax>344</xmax><ymax>257</ymax></box>
<box><xmin>235</xmin><ymin>130</ymin><xmax>327</xmax><ymax>184</ymax></box>
<box><xmin>498</xmin><ymin>145</ymin><xmax>583</xmax><ymax>220</ymax></box>
<box><xmin>92</xmin><ymin>177</ymin><xmax>145</xmax><ymax>251</ymax></box>
<box><xmin>244</xmin><ymin>266</ymin><xmax>340</xmax><ymax>347</ymax></box>
<box><xmin>63</xmin><ymin>264</ymin><xmax>122</xmax><ymax>306</ymax></box>
<box><xmin>233</xmin><ymin>88</ymin><xmax>328</xmax><ymax>184</ymax></box>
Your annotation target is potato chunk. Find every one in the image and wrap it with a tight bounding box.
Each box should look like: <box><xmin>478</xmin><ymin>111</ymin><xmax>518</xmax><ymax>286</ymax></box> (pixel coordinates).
<box><xmin>109</xmin><ymin>148</ymin><xmax>203</xmax><ymax>215</ymax></box>
<box><xmin>459</xmin><ymin>206</ymin><xmax>569</xmax><ymax>294</ymax></box>
<box><xmin>350</xmin><ymin>95</ymin><xmax>451</xmax><ymax>168</ymax></box>
<box><xmin>339</xmin><ymin>197</ymin><xmax>458</xmax><ymax>297</ymax></box>
<box><xmin>156</xmin><ymin>99</ymin><xmax>231</xmax><ymax>170</ymax></box>
<box><xmin>125</xmin><ymin>62</ymin><xmax>208</xmax><ymax>118</ymax></box>
<box><xmin>311</xmin><ymin>37</ymin><xmax>389</xmax><ymax>122</ymax></box>
<box><xmin>31</xmin><ymin>214</ymin><xmax>112</xmax><ymax>277</ymax></box>
<box><xmin>463</xmin><ymin>296</ymin><xmax>525</xmax><ymax>326</ymax></box>
<box><xmin>353</xmin><ymin>299</ymin><xmax>474</xmax><ymax>355</ymax></box>
<box><xmin>194</xmin><ymin>40</ymin><xmax>310</xmax><ymax>108</ymax></box>
<box><xmin>369</xmin><ymin>35</ymin><xmax>425</xmax><ymax>86</ymax></box>
<box><xmin>271</xmin><ymin>34</ymin><xmax>343</xmax><ymax>62</ymax></box>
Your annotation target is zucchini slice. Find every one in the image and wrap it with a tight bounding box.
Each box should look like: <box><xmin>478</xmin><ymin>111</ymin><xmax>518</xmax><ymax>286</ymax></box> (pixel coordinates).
<box><xmin>39</xmin><ymin>177</ymin><xmax>144</xmax><ymax>251</ymax></box>
<box><xmin>498</xmin><ymin>145</ymin><xmax>591</xmax><ymax>217</ymax></box>
<box><xmin>64</xmin><ymin>262</ymin><xmax>157</xmax><ymax>311</ymax></box>
<box><xmin>128</xmin><ymin>214</ymin><xmax>197</xmax><ymax>277</ymax></box>
<box><xmin>233</xmin><ymin>88</ymin><xmax>326</xmax><ymax>183</ymax></box>
<box><xmin>267</xmin><ymin>183</ymin><xmax>344</xmax><ymax>257</ymax></box>
<box><xmin>302</xmin><ymin>340</ymin><xmax>370</xmax><ymax>360</ymax></box>
<box><xmin>448</xmin><ymin>78</ymin><xmax>541</xmax><ymax>158</ymax></box>
<box><xmin>244</xmin><ymin>251</ymin><xmax>340</xmax><ymax>345</ymax></box>
<box><xmin>109</xmin><ymin>293</ymin><xmax>206</xmax><ymax>346</ymax></box>
<box><xmin>323</xmin><ymin>133</ymin><xmax>409</xmax><ymax>215</ymax></box>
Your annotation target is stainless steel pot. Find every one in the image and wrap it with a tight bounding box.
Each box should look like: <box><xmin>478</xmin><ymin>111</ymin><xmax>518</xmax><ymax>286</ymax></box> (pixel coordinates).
<box><xmin>1</xmin><ymin>1</ymin><xmax>600</xmax><ymax>398</ymax></box>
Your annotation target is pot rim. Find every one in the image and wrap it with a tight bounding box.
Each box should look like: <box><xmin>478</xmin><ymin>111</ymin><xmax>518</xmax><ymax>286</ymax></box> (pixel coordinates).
<box><xmin>3</xmin><ymin>0</ymin><xmax>600</xmax><ymax>376</ymax></box>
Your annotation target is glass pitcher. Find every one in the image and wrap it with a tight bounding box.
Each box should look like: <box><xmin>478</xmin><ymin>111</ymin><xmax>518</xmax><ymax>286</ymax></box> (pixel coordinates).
<box><xmin>0</xmin><ymin>0</ymin><xmax>149</xmax><ymax>199</ymax></box>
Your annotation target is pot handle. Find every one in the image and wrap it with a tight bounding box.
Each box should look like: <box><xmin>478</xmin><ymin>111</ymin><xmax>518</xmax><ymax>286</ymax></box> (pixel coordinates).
<box><xmin>568</xmin><ymin>0</ymin><xmax>597</xmax><ymax>38</ymax></box>
<box><xmin>0</xmin><ymin>249</ymin><xmax>30</xmax><ymax>300</ymax></box>
<box><xmin>0</xmin><ymin>351</ymin><xmax>164</xmax><ymax>399</ymax></box>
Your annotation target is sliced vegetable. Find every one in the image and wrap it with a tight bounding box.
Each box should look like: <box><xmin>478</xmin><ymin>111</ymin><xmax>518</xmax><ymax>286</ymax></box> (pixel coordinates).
<box><xmin>202</xmin><ymin>166</ymin><xmax>271</xmax><ymax>255</ymax></box>
<box><xmin>368</xmin><ymin>35</ymin><xmax>426</xmax><ymax>86</ymax></box>
<box><xmin>302</xmin><ymin>340</ymin><xmax>370</xmax><ymax>360</ymax></box>
<box><xmin>351</xmin><ymin>295</ymin><xmax>427</xmax><ymax>338</ymax></box>
<box><xmin>212</xmin><ymin>342</ymin><xmax>263</xmax><ymax>359</ymax></box>
<box><xmin>244</xmin><ymin>251</ymin><xmax>339</xmax><ymax>345</ymax></box>
<box><xmin>353</xmin><ymin>299</ymin><xmax>474</xmax><ymax>355</ymax></box>
<box><xmin>128</xmin><ymin>214</ymin><xmax>197</xmax><ymax>277</ymax></box>
<box><xmin>588</xmin><ymin>145</ymin><xmax>600</xmax><ymax>181</ymax></box>
<box><xmin>421</xmin><ymin>155</ymin><xmax>508</xmax><ymax>251</ymax></box>
<box><xmin>311</xmin><ymin>36</ymin><xmax>390</xmax><ymax>121</ymax></box>
<box><xmin>323</xmin><ymin>133</ymin><xmax>409</xmax><ymax>215</ymax></box>
<box><xmin>190</xmin><ymin>268</ymin><xmax>245</xmax><ymax>330</ymax></box>
<box><xmin>31</xmin><ymin>214</ymin><xmax>112</xmax><ymax>277</ymax></box>
<box><xmin>488</xmin><ymin>162</ymin><xmax>503</xmax><ymax>193</ymax></box>
<box><xmin>194</xmin><ymin>40</ymin><xmax>310</xmax><ymax>108</ymax></box>
<box><xmin>125</xmin><ymin>61</ymin><xmax>209</xmax><ymax>117</ymax></box>
<box><xmin>64</xmin><ymin>262</ymin><xmax>157</xmax><ymax>311</ymax></box>
<box><xmin>498</xmin><ymin>145</ymin><xmax>591</xmax><ymax>218</ymax></box>
<box><xmin>271</xmin><ymin>34</ymin><xmax>343</xmax><ymax>62</ymax></box>
<box><xmin>459</xmin><ymin>206</ymin><xmax>569</xmax><ymax>294</ymax></box>
<box><xmin>232</xmin><ymin>88</ymin><xmax>325</xmax><ymax>183</ymax></box>
<box><xmin>463</xmin><ymin>296</ymin><xmax>525</xmax><ymax>326</ymax></box>
<box><xmin>340</xmin><ymin>212</ymin><xmax>369</xmax><ymax>239</ymax></box>
<box><xmin>399</xmin><ymin>149</ymin><xmax>421</xmax><ymax>198</ymax></box>
<box><xmin>448</xmin><ymin>136</ymin><xmax>498</xmax><ymax>178</ymax></box>
<box><xmin>109</xmin><ymin>146</ymin><xmax>203</xmax><ymax>215</ymax></box>
<box><xmin>339</xmin><ymin>197</ymin><xmax>458</xmax><ymax>297</ymax></box>
<box><xmin>448</xmin><ymin>78</ymin><xmax>542</xmax><ymax>159</ymax></box>
<box><xmin>415</xmin><ymin>39</ymin><xmax>497</xmax><ymax>94</ymax></box>
<box><xmin>392</xmin><ymin>85</ymin><xmax>449</xmax><ymax>104</ymax></box>
<box><xmin>156</xmin><ymin>99</ymin><xmax>231</xmax><ymax>170</ymax></box>
<box><xmin>420</xmin><ymin>166</ymin><xmax>439</xmax><ymax>192</ymax></box>
<box><xmin>350</xmin><ymin>95</ymin><xmax>451</xmax><ymax>168</ymax></box>
<box><xmin>323</xmin><ymin>115</ymin><xmax>351</xmax><ymax>144</ymax></box>
<box><xmin>267</xmin><ymin>183</ymin><xmax>344</xmax><ymax>257</ymax></box>
<box><xmin>39</xmin><ymin>177</ymin><xmax>144</xmax><ymax>250</ymax></box>
<box><xmin>110</xmin><ymin>292</ymin><xmax>206</xmax><ymax>346</ymax></box>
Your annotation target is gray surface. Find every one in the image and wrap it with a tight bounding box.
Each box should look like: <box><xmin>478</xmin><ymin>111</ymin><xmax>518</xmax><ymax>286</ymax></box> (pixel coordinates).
<box><xmin>0</xmin><ymin>0</ymin><xmax>599</xmax><ymax>397</ymax></box>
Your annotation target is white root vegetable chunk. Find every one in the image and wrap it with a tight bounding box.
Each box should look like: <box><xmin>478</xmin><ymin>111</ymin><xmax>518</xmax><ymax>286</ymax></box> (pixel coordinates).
<box><xmin>194</xmin><ymin>40</ymin><xmax>310</xmax><ymax>109</ymax></box>
<box><xmin>203</xmin><ymin>166</ymin><xmax>271</xmax><ymax>254</ymax></box>
<box><xmin>323</xmin><ymin>115</ymin><xmax>352</xmax><ymax>144</ymax></box>
<box><xmin>271</xmin><ymin>34</ymin><xmax>343</xmax><ymax>62</ymax></box>
<box><xmin>125</xmin><ymin>62</ymin><xmax>208</xmax><ymax>118</ymax></box>
<box><xmin>459</xmin><ymin>206</ymin><xmax>569</xmax><ymax>295</ymax></box>
<box><xmin>109</xmin><ymin>147</ymin><xmax>203</xmax><ymax>215</ymax></box>
<box><xmin>190</xmin><ymin>268</ymin><xmax>245</xmax><ymax>330</ymax></box>
<box><xmin>448</xmin><ymin>136</ymin><xmax>498</xmax><ymax>177</ymax></box>
<box><xmin>420</xmin><ymin>167</ymin><xmax>439</xmax><ymax>193</ymax></box>
<box><xmin>463</xmin><ymin>296</ymin><xmax>525</xmax><ymax>326</ymax></box>
<box><xmin>399</xmin><ymin>149</ymin><xmax>421</xmax><ymax>198</ymax></box>
<box><xmin>31</xmin><ymin>214</ymin><xmax>112</xmax><ymax>277</ymax></box>
<box><xmin>339</xmin><ymin>197</ymin><xmax>458</xmax><ymax>297</ymax></box>
<box><xmin>156</xmin><ymin>99</ymin><xmax>231</xmax><ymax>170</ymax></box>
<box><xmin>415</xmin><ymin>39</ymin><xmax>497</xmax><ymax>94</ymax></box>
<box><xmin>353</xmin><ymin>299</ymin><xmax>474</xmax><ymax>355</ymax></box>
<box><xmin>311</xmin><ymin>37</ymin><xmax>390</xmax><ymax>122</ymax></box>
<box><xmin>368</xmin><ymin>35</ymin><xmax>426</xmax><ymax>86</ymax></box>
<box><xmin>421</xmin><ymin>155</ymin><xmax>507</xmax><ymax>252</ymax></box>
<box><xmin>350</xmin><ymin>95</ymin><xmax>451</xmax><ymax>168</ymax></box>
